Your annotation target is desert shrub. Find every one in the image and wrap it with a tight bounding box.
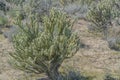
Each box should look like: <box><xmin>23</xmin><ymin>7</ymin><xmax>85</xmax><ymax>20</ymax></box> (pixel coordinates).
<box><xmin>114</xmin><ymin>18</ymin><xmax>120</xmax><ymax>26</ymax></box>
<box><xmin>60</xmin><ymin>66</ymin><xmax>92</xmax><ymax>80</ymax></box>
<box><xmin>10</xmin><ymin>9</ymin><xmax>80</xmax><ymax>80</ymax></box>
<box><xmin>106</xmin><ymin>20</ymin><xmax>120</xmax><ymax>50</ymax></box>
<box><xmin>112</xmin><ymin>0</ymin><xmax>120</xmax><ymax>26</ymax></box>
<box><xmin>6</xmin><ymin>0</ymin><xmax>53</xmax><ymax>22</ymax></box>
<box><xmin>112</xmin><ymin>0</ymin><xmax>120</xmax><ymax>17</ymax></box>
<box><xmin>0</xmin><ymin>15</ymin><xmax>8</xmax><ymax>26</ymax></box>
<box><xmin>87</xmin><ymin>0</ymin><xmax>119</xmax><ymax>39</ymax></box>
<box><xmin>63</xmin><ymin>2</ymin><xmax>89</xmax><ymax>19</ymax></box>
<box><xmin>62</xmin><ymin>0</ymin><xmax>97</xmax><ymax>20</ymax></box>
<box><xmin>107</xmin><ymin>34</ymin><xmax>120</xmax><ymax>51</ymax></box>
<box><xmin>63</xmin><ymin>71</ymin><xmax>85</xmax><ymax>80</ymax></box>
<box><xmin>74</xmin><ymin>4</ymin><xmax>89</xmax><ymax>20</ymax></box>
<box><xmin>43</xmin><ymin>0</ymin><xmax>93</xmax><ymax>20</ymax></box>
<box><xmin>3</xmin><ymin>26</ymin><xmax>18</xmax><ymax>42</ymax></box>
<box><xmin>7</xmin><ymin>9</ymin><xmax>26</xmax><ymax>20</ymax></box>
<box><xmin>23</xmin><ymin>0</ymin><xmax>52</xmax><ymax>15</ymax></box>
<box><xmin>104</xmin><ymin>74</ymin><xmax>118</xmax><ymax>80</ymax></box>
<box><xmin>63</xmin><ymin>71</ymin><xmax>90</xmax><ymax>80</ymax></box>
<box><xmin>107</xmin><ymin>37</ymin><xmax>120</xmax><ymax>51</ymax></box>
<box><xmin>64</xmin><ymin>3</ymin><xmax>81</xmax><ymax>14</ymax></box>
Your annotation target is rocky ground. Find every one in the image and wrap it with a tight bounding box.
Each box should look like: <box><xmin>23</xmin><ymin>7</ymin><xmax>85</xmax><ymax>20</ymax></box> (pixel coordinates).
<box><xmin>0</xmin><ymin>20</ymin><xmax>120</xmax><ymax>80</ymax></box>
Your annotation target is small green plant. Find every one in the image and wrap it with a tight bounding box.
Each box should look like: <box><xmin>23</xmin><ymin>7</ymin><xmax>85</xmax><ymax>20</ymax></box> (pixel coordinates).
<box><xmin>87</xmin><ymin>0</ymin><xmax>119</xmax><ymax>39</ymax></box>
<box><xmin>0</xmin><ymin>15</ymin><xmax>8</xmax><ymax>26</ymax></box>
<box><xmin>10</xmin><ymin>9</ymin><xmax>80</xmax><ymax>80</ymax></box>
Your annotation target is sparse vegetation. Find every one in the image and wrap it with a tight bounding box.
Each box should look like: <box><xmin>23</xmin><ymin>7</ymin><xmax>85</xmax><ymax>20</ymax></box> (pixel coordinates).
<box><xmin>0</xmin><ymin>0</ymin><xmax>120</xmax><ymax>80</ymax></box>
<box><xmin>87</xmin><ymin>0</ymin><xmax>120</xmax><ymax>39</ymax></box>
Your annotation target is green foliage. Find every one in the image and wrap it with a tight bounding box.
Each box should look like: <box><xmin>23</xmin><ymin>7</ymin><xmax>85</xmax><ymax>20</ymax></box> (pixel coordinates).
<box><xmin>0</xmin><ymin>15</ymin><xmax>8</xmax><ymax>26</ymax></box>
<box><xmin>10</xmin><ymin>9</ymin><xmax>80</xmax><ymax>80</ymax></box>
<box><xmin>7</xmin><ymin>10</ymin><xmax>25</xmax><ymax>20</ymax></box>
<box><xmin>112</xmin><ymin>0</ymin><xmax>120</xmax><ymax>18</ymax></box>
<box><xmin>87</xmin><ymin>0</ymin><xmax>113</xmax><ymax>28</ymax></box>
<box><xmin>87</xmin><ymin>0</ymin><xmax>119</xmax><ymax>39</ymax></box>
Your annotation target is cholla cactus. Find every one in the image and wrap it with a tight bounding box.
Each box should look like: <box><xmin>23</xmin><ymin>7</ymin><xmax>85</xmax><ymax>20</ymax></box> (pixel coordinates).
<box><xmin>10</xmin><ymin>9</ymin><xmax>80</xmax><ymax>80</ymax></box>
<box><xmin>87</xmin><ymin>0</ymin><xmax>119</xmax><ymax>39</ymax></box>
